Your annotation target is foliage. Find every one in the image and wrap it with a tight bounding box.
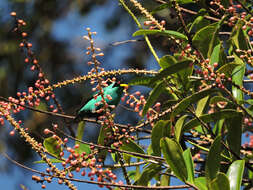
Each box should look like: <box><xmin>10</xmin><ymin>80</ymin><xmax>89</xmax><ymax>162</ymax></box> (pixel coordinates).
<box><xmin>1</xmin><ymin>0</ymin><xmax>253</xmax><ymax>190</ymax></box>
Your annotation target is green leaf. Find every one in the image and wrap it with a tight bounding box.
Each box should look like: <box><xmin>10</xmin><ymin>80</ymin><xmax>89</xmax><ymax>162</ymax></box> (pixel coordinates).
<box><xmin>213</xmin><ymin>119</ymin><xmax>224</xmax><ymax>136</ymax></box>
<box><xmin>120</xmin><ymin>139</ymin><xmax>145</xmax><ymax>159</ymax></box>
<box><xmin>97</xmin><ymin>125</ymin><xmax>111</xmax><ymax>161</ymax></box>
<box><xmin>232</xmin><ymin>54</ymin><xmax>245</xmax><ymax>102</ymax></box>
<box><xmin>210</xmin><ymin>173</ymin><xmax>230</xmax><ymax>190</ymax></box>
<box><xmin>34</xmin><ymin>158</ymin><xmax>62</xmax><ymax>164</ymax></box>
<box><xmin>176</xmin><ymin>59</ymin><xmax>193</xmax><ymax>90</ymax></box>
<box><xmin>216</xmin><ymin>62</ymin><xmax>240</xmax><ymax>77</ymax></box>
<box><xmin>151</xmin><ymin>3</ymin><xmax>171</xmax><ymax>14</ymax></box>
<box><xmin>75</xmin><ymin>121</ymin><xmax>91</xmax><ymax>155</ymax></box>
<box><xmin>171</xmin><ymin>88</ymin><xmax>219</xmax><ymax>119</ymax></box>
<box><xmin>187</xmin><ymin>140</ymin><xmax>209</xmax><ymax>152</ymax></box>
<box><xmin>231</xmin><ymin>21</ymin><xmax>248</xmax><ymax>51</ymax></box>
<box><xmin>207</xmin><ymin>24</ymin><xmax>220</xmax><ymax>58</ymax></box>
<box><xmin>151</xmin><ymin>120</ymin><xmax>170</xmax><ymax>156</ymax></box>
<box><xmin>177</xmin><ymin>0</ymin><xmax>194</xmax><ymax>4</ymax></box>
<box><xmin>210</xmin><ymin>43</ymin><xmax>221</xmax><ymax>66</ymax></box>
<box><xmin>152</xmin><ymin>59</ymin><xmax>193</xmax><ymax>84</ymax></box>
<box><xmin>183</xmin><ymin>149</ymin><xmax>194</xmax><ymax>184</ymax></box>
<box><xmin>142</xmin><ymin>81</ymin><xmax>165</xmax><ymax>116</ymax></box>
<box><xmin>111</xmin><ymin>151</ymin><xmax>119</xmax><ymax>163</ymax></box>
<box><xmin>226</xmin><ymin>115</ymin><xmax>242</xmax><ymax>160</ymax></box>
<box><xmin>135</xmin><ymin>163</ymin><xmax>162</xmax><ymax>185</ymax></box>
<box><xmin>187</xmin><ymin>140</ymin><xmax>231</xmax><ymax>161</ymax></box>
<box><xmin>43</xmin><ymin>137</ymin><xmax>62</xmax><ymax>158</ymax></box>
<box><xmin>194</xmin><ymin>177</ymin><xmax>207</xmax><ymax>190</ymax></box>
<box><xmin>195</xmin><ymin>96</ymin><xmax>209</xmax><ymax>117</ymax></box>
<box><xmin>128</xmin><ymin>76</ymin><xmax>155</xmax><ymax>87</ymax></box>
<box><xmin>160</xmin><ymin>171</ymin><xmax>170</xmax><ymax>186</ymax></box>
<box><xmin>160</xmin><ymin>137</ymin><xmax>188</xmax><ymax>182</ymax></box>
<box><xmin>128</xmin><ymin>170</ymin><xmax>137</xmax><ymax>181</ymax></box>
<box><xmin>183</xmin><ymin>110</ymin><xmax>243</xmax><ymax>132</ymax></box>
<box><xmin>189</xmin><ymin>15</ymin><xmax>210</xmax><ymax>33</ymax></box>
<box><xmin>133</xmin><ymin>29</ymin><xmax>188</xmax><ymax>41</ymax></box>
<box><xmin>205</xmin><ymin>135</ymin><xmax>222</xmax><ymax>182</ymax></box>
<box><xmin>159</xmin><ymin>55</ymin><xmax>177</xmax><ymax>69</ymax></box>
<box><xmin>209</xmin><ymin>96</ymin><xmax>233</xmax><ymax>105</ymax></box>
<box><xmin>192</xmin><ymin>23</ymin><xmax>219</xmax><ymax>58</ymax></box>
<box><xmin>175</xmin><ymin>115</ymin><xmax>187</xmax><ymax>143</ymax></box>
<box><xmin>226</xmin><ymin>160</ymin><xmax>245</xmax><ymax>190</ymax></box>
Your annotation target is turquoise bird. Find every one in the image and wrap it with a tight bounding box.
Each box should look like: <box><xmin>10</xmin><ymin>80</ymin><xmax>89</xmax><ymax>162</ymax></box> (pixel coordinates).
<box><xmin>74</xmin><ymin>82</ymin><xmax>127</xmax><ymax>121</ymax></box>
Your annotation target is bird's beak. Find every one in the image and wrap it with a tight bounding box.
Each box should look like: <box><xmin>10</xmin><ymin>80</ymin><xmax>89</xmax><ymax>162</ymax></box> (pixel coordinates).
<box><xmin>120</xmin><ymin>84</ymin><xmax>128</xmax><ymax>87</ymax></box>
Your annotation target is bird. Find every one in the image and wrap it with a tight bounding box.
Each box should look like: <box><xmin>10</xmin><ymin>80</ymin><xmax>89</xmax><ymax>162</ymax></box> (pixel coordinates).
<box><xmin>74</xmin><ymin>82</ymin><xmax>127</xmax><ymax>122</ymax></box>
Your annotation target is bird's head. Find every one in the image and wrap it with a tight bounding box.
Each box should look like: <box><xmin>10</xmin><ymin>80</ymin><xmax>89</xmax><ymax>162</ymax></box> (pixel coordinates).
<box><xmin>113</xmin><ymin>81</ymin><xmax>128</xmax><ymax>89</ymax></box>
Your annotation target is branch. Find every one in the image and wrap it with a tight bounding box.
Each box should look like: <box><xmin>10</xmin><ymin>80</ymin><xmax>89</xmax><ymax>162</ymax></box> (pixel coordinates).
<box><xmin>2</xmin><ymin>152</ymin><xmax>192</xmax><ymax>189</ymax></box>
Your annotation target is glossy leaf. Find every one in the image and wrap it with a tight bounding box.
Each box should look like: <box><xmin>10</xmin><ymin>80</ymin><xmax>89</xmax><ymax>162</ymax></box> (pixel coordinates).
<box><xmin>128</xmin><ymin>170</ymin><xmax>137</xmax><ymax>181</ymax></box>
<box><xmin>232</xmin><ymin>54</ymin><xmax>245</xmax><ymax>102</ymax></box>
<box><xmin>177</xmin><ymin>0</ymin><xmax>194</xmax><ymax>4</ymax></box>
<box><xmin>151</xmin><ymin>3</ymin><xmax>171</xmax><ymax>14</ymax></box>
<box><xmin>97</xmin><ymin>125</ymin><xmax>111</xmax><ymax>161</ymax></box>
<box><xmin>151</xmin><ymin>120</ymin><xmax>170</xmax><ymax>156</ymax></box>
<box><xmin>133</xmin><ymin>29</ymin><xmax>188</xmax><ymax>41</ymax></box>
<box><xmin>142</xmin><ymin>81</ymin><xmax>165</xmax><ymax>116</ymax></box>
<box><xmin>205</xmin><ymin>135</ymin><xmax>222</xmax><ymax>182</ymax></box>
<box><xmin>171</xmin><ymin>88</ymin><xmax>219</xmax><ymax>119</ymax></box>
<box><xmin>176</xmin><ymin>59</ymin><xmax>193</xmax><ymax>90</ymax></box>
<box><xmin>216</xmin><ymin>62</ymin><xmax>240</xmax><ymax>77</ymax></box>
<box><xmin>189</xmin><ymin>15</ymin><xmax>210</xmax><ymax>33</ymax></box>
<box><xmin>135</xmin><ymin>163</ymin><xmax>162</xmax><ymax>185</ymax></box>
<box><xmin>183</xmin><ymin>148</ymin><xmax>194</xmax><ymax>184</ymax></box>
<box><xmin>183</xmin><ymin>110</ymin><xmax>243</xmax><ymax>132</ymax></box>
<box><xmin>152</xmin><ymin>59</ymin><xmax>193</xmax><ymax>84</ymax></box>
<box><xmin>75</xmin><ymin>121</ymin><xmax>91</xmax><ymax>155</ymax></box>
<box><xmin>210</xmin><ymin>43</ymin><xmax>221</xmax><ymax>66</ymax></box>
<box><xmin>213</xmin><ymin>119</ymin><xmax>224</xmax><ymax>136</ymax></box>
<box><xmin>160</xmin><ymin>172</ymin><xmax>170</xmax><ymax>186</ymax></box>
<box><xmin>210</xmin><ymin>172</ymin><xmax>230</xmax><ymax>190</ymax></box>
<box><xmin>187</xmin><ymin>140</ymin><xmax>231</xmax><ymax>161</ymax></box>
<box><xmin>34</xmin><ymin>158</ymin><xmax>62</xmax><ymax>164</ymax></box>
<box><xmin>43</xmin><ymin>137</ymin><xmax>62</xmax><ymax>158</ymax></box>
<box><xmin>160</xmin><ymin>137</ymin><xmax>187</xmax><ymax>182</ymax></box>
<box><xmin>128</xmin><ymin>76</ymin><xmax>155</xmax><ymax>87</ymax></box>
<box><xmin>209</xmin><ymin>96</ymin><xmax>233</xmax><ymax>105</ymax></box>
<box><xmin>207</xmin><ymin>23</ymin><xmax>220</xmax><ymax>58</ymax></box>
<box><xmin>192</xmin><ymin>23</ymin><xmax>219</xmax><ymax>58</ymax></box>
<box><xmin>226</xmin><ymin>115</ymin><xmax>242</xmax><ymax>160</ymax></box>
<box><xmin>195</xmin><ymin>96</ymin><xmax>209</xmax><ymax>116</ymax></box>
<box><xmin>175</xmin><ymin>115</ymin><xmax>187</xmax><ymax>142</ymax></box>
<box><xmin>120</xmin><ymin>139</ymin><xmax>145</xmax><ymax>159</ymax></box>
<box><xmin>159</xmin><ymin>55</ymin><xmax>177</xmax><ymax>69</ymax></box>
<box><xmin>226</xmin><ymin>160</ymin><xmax>245</xmax><ymax>190</ymax></box>
<box><xmin>194</xmin><ymin>177</ymin><xmax>207</xmax><ymax>190</ymax></box>
<box><xmin>231</xmin><ymin>21</ymin><xmax>248</xmax><ymax>51</ymax></box>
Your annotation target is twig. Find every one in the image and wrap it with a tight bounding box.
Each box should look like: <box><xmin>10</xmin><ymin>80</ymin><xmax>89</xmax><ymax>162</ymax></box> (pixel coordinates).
<box><xmin>118</xmin><ymin>153</ymin><xmax>131</xmax><ymax>185</ymax></box>
<box><xmin>189</xmin><ymin>76</ymin><xmax>253</xmax><ymax>83</ymax></box>
<box><xmin>234</xmin><ymin>0</ymin><xmax>252</xmax><ymax>15</ymax></box>
<box><xmin>103</xmin><ymin>161</ymin><xmax>146</xmax><ymax>168</ymax></box>
<box><xmin>110</xmin><ymin>39</ymin><xmax>144</xmax><ymax>46</ymax></box>
<box><xmin>57</xmin><ymin>128</ymin><xmax>165</xmax><ymax>163</ymax></box>
<box><xmin>153</xmin><ymin>0</ymin><xmax>220</xmax><ymax>22</ymax></box>
<box><xmin>0</xmin><ymin>96</ymin><xmax>151</xmax><ymax>134</ymax></box>
<box><xmin>119</xmin><ymin>0</ymin><xmax>160</xmax><ymax>63</ymax></box>
<box><xmin>1</xmin><ymin>152</ymin><xmax>191</xmax><ymax>189</ymax></box>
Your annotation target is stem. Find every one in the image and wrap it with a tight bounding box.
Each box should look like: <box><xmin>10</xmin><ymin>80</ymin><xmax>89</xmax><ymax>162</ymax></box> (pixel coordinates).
<box><xmin>119</xmin><ymin>0</ymin><xmax>160</xmax><ymax>63</ymax></box>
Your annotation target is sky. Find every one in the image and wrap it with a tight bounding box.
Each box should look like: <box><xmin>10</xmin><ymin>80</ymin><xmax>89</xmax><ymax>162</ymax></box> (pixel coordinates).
<box><xmin>0</xmin><ymin>1</ymin><xmax>151</xmax><ymax>190</ymax></box>
<box><xmin>0</xmin><ymin>1</ymin><xmax>250</xmax><ymax>190</ymax></box>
